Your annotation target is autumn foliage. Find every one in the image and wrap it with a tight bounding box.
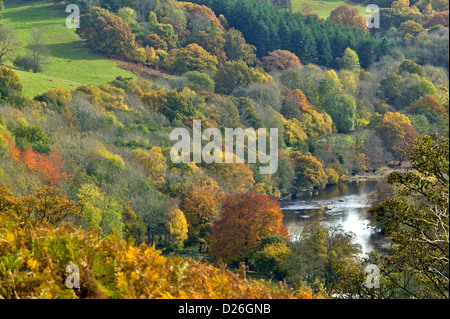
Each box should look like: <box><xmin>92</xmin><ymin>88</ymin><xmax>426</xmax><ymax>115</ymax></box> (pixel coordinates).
<box><xmin>131</xmin><ymin>147</ymin><xmax>167</xmax><ymax>187</ymax></box>
<box><xmin>168</xmin><ymin>43</ymin><xmax>219</xmax><ymax>75</ymax></box>
<box><xmin>0</xmin><ymin>184</ymin><xmax>307</xmax><ymax>299</ymax></box>
<box><xmin>408</xmin><ymin>94</ymin><xmax>448</xmax><ymax>118</ymax></box>
<box><xmin>2</xmin><ymin>134</ymin><xmax>68</xmax><ymax>185</ymax></box>
<box><xmin>423</xmin><ymin>11</ymin><xmax>449</xmax><ymax>28</ymax></box>
<box><xmin>2</xmin><ymin>134</ymin><xmax>20</xmax><ymax>162</ymax></box>
<box><xmin>182</xmin><ymin>186</ymin><xmax>219</xmax><ymax>246</ymax></box>
<box><xmin>329</xmin><ymin>5</ymin><xmax>368</xmax><ymax>32</ymax></box>
<box><xmin>290</xmin><ymin>151</ymin><xmax>328</xmax><ymax>190</ymax></box>
<box><xmin>283</xmin><ymin>88</ymin><xmax>311</xmax><ymax>115</ymax></box>
<box><xmin>375</xmin><ymin>112</ymin><xmax>421</xmax><ymax>161</ymax></box>
<box><xmin>209</xmin><ymin>192</ymin><xmax>289</xmax><ymax>264</ymax></box>
<box><xmin>0</xmin><ymin>184</ymin><xmax>81</xmax><ymax>228</ymax></box>
<box><xmin>261</xmin><ymin>50</ymin><xmax>302</xmax><ymax>72</ymax></box>
<box><xmin>0</xmin><ymin>0</ymin><xmax>447</xmax><ymax>301</ymax></box>
<box><xmin>78</xmin><ymin>7</ymin><xmax>137</xmax><ymax>58</ymax></box>
<box><xmin>179</xmin><ymin>1</ymin><xmax>225</xmax><ymax>32</ymax></box>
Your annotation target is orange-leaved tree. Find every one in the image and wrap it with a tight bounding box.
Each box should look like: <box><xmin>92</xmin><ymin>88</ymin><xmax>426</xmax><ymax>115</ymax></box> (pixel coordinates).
<box><xmin>209</xmin><ymin>192</ymin><xmax>289</xmax><ymax>265</ymax></box>
<box><xmin>21</xmin><ymin>148</ymin><xmax>68</xmax><ymax>186</ymax></box>
<box><xmin>281</xmin><ymin>88</ymin><xmax>311</xmax><ymax>119</ymax></box>
<box><xmin>408</xmin><ymin>94</ymin><xmax>448</xmax><ymax>118</ymax></box>
<box><xmin>261</xmin><ymin>50</ymin><xmax>302</xmax><ymax>72</ymax></box>
<box><xmin>329</xmin><ymin>5</ymin><xmax>368</xmax><ymax>32</ymax></box>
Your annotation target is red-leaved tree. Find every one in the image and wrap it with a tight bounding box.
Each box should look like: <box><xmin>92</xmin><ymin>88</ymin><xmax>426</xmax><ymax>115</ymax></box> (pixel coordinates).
<box><xmin>34</xmin><ymin>148</ymin><xmax>67</xmax><ymax>186</ymax></box>
<box><xmin>209</xmin><ymin>192</ymin><xmax>289</xmax><ymax>265</ymax></box>
<box><xmin>3</xmin><ymin>135</ymin><xmax>68</xmax><ymax>186</ymax></box>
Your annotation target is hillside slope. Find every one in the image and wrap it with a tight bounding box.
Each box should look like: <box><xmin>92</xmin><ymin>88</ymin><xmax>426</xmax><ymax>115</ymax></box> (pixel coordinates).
<box><xmin>1</xmin><ymin>0</ymin><xmax>136</xmax><ymax>98</ymax></box>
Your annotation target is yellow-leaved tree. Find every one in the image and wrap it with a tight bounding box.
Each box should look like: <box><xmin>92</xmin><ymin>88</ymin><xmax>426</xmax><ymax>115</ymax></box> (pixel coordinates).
<box><xmin>131</xmin><ymin>147</ymin><xmax>167</xmax><ymax>188</ymax></box>
<box><xmin>166</xmin><ymin>206</ymin><xmax>189</xmax><ymax>248</ymax></box>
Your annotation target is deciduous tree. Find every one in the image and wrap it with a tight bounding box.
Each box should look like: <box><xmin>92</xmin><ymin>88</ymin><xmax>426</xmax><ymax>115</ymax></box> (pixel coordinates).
<box><xmin>368</xmin><ymin>134</ymin><xmax>449</xmax><ymax>298</ymax></box>
<box><xmin>399</xmin><ymin>20</ymin><xmax>424</xmax><ymax>36</ymax></box>
<box><xmin>10</xmin><ymin>118</ymin><xmax>49</xmax><ymax>152</ymax></box>
<box><xmin>166</xmin><ymin>205</ymin><xmax>188</xmax><ymax>247</ymax></box>
<box><xmin>19</xmin><ymin>186</ymin><xmax>81</xmax><ymax>228</ymax></box>
<box><xmin>261</xmin><ymin>50</ymin><xmax>302</xmax><ymax>72</ymax></box>
<box><xmin>223</xmin><ymin>28</ymin><xmax>257</xmax><ymax>65</ymax></box>
<box><xmin>27</xmin><ymin>28</ymin><xmax>50</xmax><ymax>73</ymax></box>
<box><xmin>168</xmin><ymin>43</ymin><xmax>218</xmax><ymax>75</ymax></box>
<box><xmin>398</xmin><ymin>59</ymin><xmax>425</xmax><ymax>77</ymax></box>
<box><xmin>77</xmin><ymin>183</ymin><xmax>124</xmax><ymax>236</ymax></box>
<box><xmin>0</xmin><ymin>25</ymin><xmax>20</xmax><ymax>65</ymax></box>
<box><xmin>290</xmin><ymin>151</ymin><xmax>328</xmax><ymax>190</ymax></box>
<box><xmin>122</xmin><ymin>199</ymin><xmax>147</xmax><ymax>244</ymax></box>
<box><xmin>281</xmin><ymin>88</ymin><xmax>310</xmax><ymax>119</ymax></box>
<box><xmin>131</xmin><ymin>147</ymin><xmax>167</xmax><ymax>187</ymax></box>
<box><xmin>209</xmin><ymin>192</ymin><xmax>289</xmax><ymax>264</ymax></box>
<box><xmin>253</xmin><ymin>241</ymin><xmax>291</xmax><ymax>279</ymax></box>
<box><xmin>375</xmin><ymin>112</ymin><xmax>421</xmax><ymax>161</ymax></box>
<box><xmin>329</xmin><ymin>5</ymin><xmax>368</xmax><ymax>32</ymax></box>
<box><xmin>182</xmin><ymin>185</ymin><xmax>219</xmax><ymax>251</ymax></box>
<box><xmin>423</xmin><ymin>10</ymin><xmax>449</xmax><ymax>28</ymax></box>
<box><xmin>335</xmin><ymin>48</ymin><xmax>360</xmax><ymax>72</ymax></box>
<box><xmin>214</xmin><ymin>61</ymin><xmax>261</xmax><ymax>95</ymax></box>
<box><xmin>0</xmin><ymin>66</ymin><xmax>24</xmax><ymax>106</ymax></box>
<box><xmin>408</xmin><ymin>94</ymin><xmax>447</xmax><ymax>117</ymax></box>
<box><xmin>78</xmin><ymin>7</ymin><xmax>137</xmax><ymax>58</ymax></box>
<box><xmin>203</xmin><ymin>152</ymin><xmax>255</xmax><ymax>192</ymax></box>
<box><xmin>193</xmin><ymin>28</ymin><xmax>226</xmax><ymax>65</ymax></box>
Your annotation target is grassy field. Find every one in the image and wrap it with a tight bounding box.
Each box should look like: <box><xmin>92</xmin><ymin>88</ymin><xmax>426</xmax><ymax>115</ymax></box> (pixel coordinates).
<box><xmin>291</xmin><ymin>0</ymin><xmax>369</xmax><ymax>18</ymax></box>
<box><xmin>1</xmin><ymin>0</ymin><xmax>136</xmax><ymax>98</ymax></box>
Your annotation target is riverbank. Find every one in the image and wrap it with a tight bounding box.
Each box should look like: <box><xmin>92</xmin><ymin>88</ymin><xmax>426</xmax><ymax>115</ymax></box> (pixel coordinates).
<box><xmin>340</xmin><ymin>171</ymin><xmax>390</xmax><ymax>183</ymax></box>
<box><xmin>281</xmin><ymin>169</ymin><xmax>392</xmax><ymax>200</ymax></box>
<box><xmin>340</xmin><ymin>164</ymin><xmax>414</xmax><ymax>183</ymax></box>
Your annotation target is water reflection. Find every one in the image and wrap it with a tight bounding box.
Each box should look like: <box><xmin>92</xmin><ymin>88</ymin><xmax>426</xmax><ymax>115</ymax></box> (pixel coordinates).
<box><xmin>280</xmin><ymin>181</ymin><xmax>380</xmax><ymax>255</ymax></box>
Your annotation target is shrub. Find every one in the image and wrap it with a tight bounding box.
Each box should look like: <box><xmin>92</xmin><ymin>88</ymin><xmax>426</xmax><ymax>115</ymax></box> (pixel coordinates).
<box><xmin>253</xmin><ymin>241</ymin><xmax>291</xmax><ymax>280</ymax></box>
<box><xmin>96</xmin><ymin>146</ymin><xmax>125</xmax><ymax>170</ymax></box>
<box><xmin>0</xmin><ymin>66</ymin><xmax>25</xmax><ymax>107</ymax></box>
<box><xmin>34</xmin><ymin>87</ymin><xmax>72</xmax><ymax>110</ymax></box>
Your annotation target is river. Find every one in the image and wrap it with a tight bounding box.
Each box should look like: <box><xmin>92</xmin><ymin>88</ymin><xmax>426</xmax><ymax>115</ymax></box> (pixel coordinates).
<box><xmin>280</xmin><ymin>181</ymin><xmax>382</xmax><ymax>256</ymax></box>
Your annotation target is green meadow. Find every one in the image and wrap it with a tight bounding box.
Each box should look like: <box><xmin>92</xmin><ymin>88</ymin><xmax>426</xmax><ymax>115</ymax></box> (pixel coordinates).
<box><xmin>291</xmin><ymin>0</ymin><xmax>369</xmax><ymax>18</ymax></box>
<box><xmin>1</xmin><ymin>0</ymin><xmax>136</xmax><ymax>98</ymax></box>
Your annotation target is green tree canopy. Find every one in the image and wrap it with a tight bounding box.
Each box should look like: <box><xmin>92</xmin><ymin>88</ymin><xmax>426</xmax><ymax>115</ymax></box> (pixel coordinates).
<box><xmin>214</xmin><ymin>61</ymin><xmax>261</xmax><ymax>95</ymax></box>
<box><xmin>336</xmin><ymin>48</ymin><xmax>361</xmax><ymax>72</ymax></box>
<box><xmin>367</xmin><ymin>134</ymin><xmax>449</xmax><ymax>298</ymax></box>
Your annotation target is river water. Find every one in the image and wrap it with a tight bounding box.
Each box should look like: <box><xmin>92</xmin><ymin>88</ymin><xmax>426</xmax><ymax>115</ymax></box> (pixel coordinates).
<box><xmin>280</xmin><ymin>181</ymin><xmax>381</xmax><ymax>256</ymax></box>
